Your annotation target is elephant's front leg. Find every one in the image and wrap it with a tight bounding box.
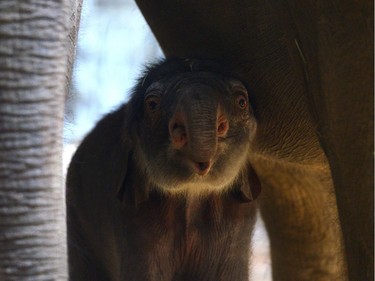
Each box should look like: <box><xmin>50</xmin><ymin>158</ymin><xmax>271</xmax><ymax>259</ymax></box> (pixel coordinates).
<box><xmin>254</xmin><ymin>158</ymin><xmax>347</xmax><ymax>281</ymax></box>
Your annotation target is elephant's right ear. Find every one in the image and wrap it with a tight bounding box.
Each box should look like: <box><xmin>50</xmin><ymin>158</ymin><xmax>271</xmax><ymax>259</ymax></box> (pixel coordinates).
<box><xmin>115</xmin><ymin>147</ymin><xmax>150</xmax><ymax>207</ymax></box>
<box><xmin>112</xmin><ymin>141</ymin><xmax>130</xmax><ymax>202</ymax></box>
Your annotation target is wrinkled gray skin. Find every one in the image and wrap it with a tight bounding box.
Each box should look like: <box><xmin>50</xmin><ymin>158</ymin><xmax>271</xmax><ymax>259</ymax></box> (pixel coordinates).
<box><xmin>135</xmin><ymin>1</ymin><xmax>373</xmax><ymax>281</ymax></box>
<box><xmin>0</xmin><ymin>1</ymin><xmax>82</xmax><ymax>280</ymax></box>
<box><xmin>67</xmin><ymin>59</ymin><xmax>260</xmax><ymax>280</ymax></box>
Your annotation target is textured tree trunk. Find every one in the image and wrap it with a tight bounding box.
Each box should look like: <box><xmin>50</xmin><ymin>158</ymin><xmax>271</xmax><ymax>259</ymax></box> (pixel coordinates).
<box><xmin>0</xmin><ymin>0</ymin><xmax>81</xmax><ymax>280</ymax></box>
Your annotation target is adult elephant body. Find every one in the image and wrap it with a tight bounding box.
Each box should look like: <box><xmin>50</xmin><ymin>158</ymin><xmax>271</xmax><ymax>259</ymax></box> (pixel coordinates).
<box><xmin>135</xmin><ymin>1</ymin><xmax>373</xmax><ymax>280</ymax></box>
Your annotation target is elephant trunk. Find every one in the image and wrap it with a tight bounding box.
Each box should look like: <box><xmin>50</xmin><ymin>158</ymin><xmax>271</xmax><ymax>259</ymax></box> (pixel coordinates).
<box><xmin>185</xmin><ymin>100</ymin><xmax>218</xmax><ymax>162</ymax></box>
<box><xmin>169</xmin><ymin>89</ymin><xmax>229</xmax><ymax>174</ymax></box>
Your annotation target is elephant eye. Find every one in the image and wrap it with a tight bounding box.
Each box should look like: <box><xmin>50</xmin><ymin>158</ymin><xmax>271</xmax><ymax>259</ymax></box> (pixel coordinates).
<box><xmin>236</xmin><ymin>95</ymin><xmax>248</xmax><ymax>109</ymax></box>
<box><xmin>145</xmin><ymin>94</ymin><xmax>161</xmax><ymax>113</ymax></box>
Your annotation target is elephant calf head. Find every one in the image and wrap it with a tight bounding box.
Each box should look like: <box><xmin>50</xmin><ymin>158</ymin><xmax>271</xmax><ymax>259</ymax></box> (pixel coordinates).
<box><xmin>67</xmin><ymin>58</ymin><xmax>261</xmax><ymax>280</ymax></box>
<box><xmin>118</xmin><ymin>58</ymin><xmax>259</xmax><ymax>201</ymax></box>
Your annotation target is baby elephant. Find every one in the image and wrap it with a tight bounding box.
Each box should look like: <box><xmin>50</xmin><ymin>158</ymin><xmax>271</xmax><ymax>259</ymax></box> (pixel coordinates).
<box><xmin>66</xmin><ymin>58</ymin><xmax>260</xmax><ymax>281</ymax></box>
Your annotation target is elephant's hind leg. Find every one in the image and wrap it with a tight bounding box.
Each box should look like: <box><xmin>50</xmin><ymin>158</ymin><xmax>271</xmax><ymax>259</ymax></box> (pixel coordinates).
<box><xmin>254</xmin><ymin>158</ymin><xmax>347</xmax><ymax>281</ymax></box>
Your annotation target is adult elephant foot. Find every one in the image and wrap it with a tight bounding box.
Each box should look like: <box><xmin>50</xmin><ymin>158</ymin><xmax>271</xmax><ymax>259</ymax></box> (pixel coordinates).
<box><xmin>252</xmin><ymin>156</ymin><xmax>347</xmax><ymax>281</ymax></box>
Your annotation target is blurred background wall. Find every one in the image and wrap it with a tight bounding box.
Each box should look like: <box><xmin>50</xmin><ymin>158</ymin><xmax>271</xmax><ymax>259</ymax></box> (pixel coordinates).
<box><xmin>63</xmin><ymin>0</ymin><xmax>271</xmax><ymax>280</ymax></box>
<box><xmin>64</xmin><ymin>0</ymin><xmax>162</xmax><ymax>145</ymax></box>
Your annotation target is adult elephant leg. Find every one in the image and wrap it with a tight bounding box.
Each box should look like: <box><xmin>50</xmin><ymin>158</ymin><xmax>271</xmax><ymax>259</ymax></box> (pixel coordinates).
<box><xmin>311</xmin><ymin>46</ymin><xmax>374</xmax><ymax>281</ymax></box>
<box><xmin>283</xmin><ymin>1</ymin><xmax>374</xmax><ymax>279</ymax></box>
<box><xmin>254</xmin><ymin>157</ymin><xmax>347</xmax><ymax>281</ymax></box>
<box><xmin>0</xmin><ymin>1</ymin><xmax>81</xmax><ymax>280</ymax></box>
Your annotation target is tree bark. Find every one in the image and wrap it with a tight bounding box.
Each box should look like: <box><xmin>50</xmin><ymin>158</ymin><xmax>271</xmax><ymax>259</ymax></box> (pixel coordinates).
<box><xmin>0</xmin><ymin>0</ymin><xmax>80</xmax><ymax>280</ymax></box>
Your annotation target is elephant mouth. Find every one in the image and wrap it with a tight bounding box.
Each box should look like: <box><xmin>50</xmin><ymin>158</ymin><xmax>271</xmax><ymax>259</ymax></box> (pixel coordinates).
<box><xmin>193</xmin><ymin>160</ymin><xmax>212</xmax><ymax>176</ymax></box>
<box><xmin>171</xmin><ymin>146</ymin><xmax>223</xmax><ymax>179</ymax></box>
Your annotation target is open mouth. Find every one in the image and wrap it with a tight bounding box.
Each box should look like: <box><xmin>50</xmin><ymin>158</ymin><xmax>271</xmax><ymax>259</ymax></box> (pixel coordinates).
<box><xmin>193</xmin><ymin>161</ymin><xmax>212</xmax><ymax>176</ymax></box>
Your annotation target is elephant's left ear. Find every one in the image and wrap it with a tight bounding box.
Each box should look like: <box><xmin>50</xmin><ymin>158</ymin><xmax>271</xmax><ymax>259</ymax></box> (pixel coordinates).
<box><xmin>232</xmin><ymin>164</ymin><xmax>261</xmax><ymax>202</ymax></box>
<box><xmin>114</xmin><ymin>105</ymin><xmax>150</xmax><ymax>207</ymax></box>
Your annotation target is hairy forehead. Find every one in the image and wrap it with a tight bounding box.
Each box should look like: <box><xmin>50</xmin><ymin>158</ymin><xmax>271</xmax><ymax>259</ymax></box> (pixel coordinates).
<box><xmin>146</xmin><ymin>72</ymin><xmax>231</xmax><ymax>93</ymax></box>
<box><xmin>139</xmin><ymin>58</ymin><xmax>238</xmax><ymax>90</ymax></box>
